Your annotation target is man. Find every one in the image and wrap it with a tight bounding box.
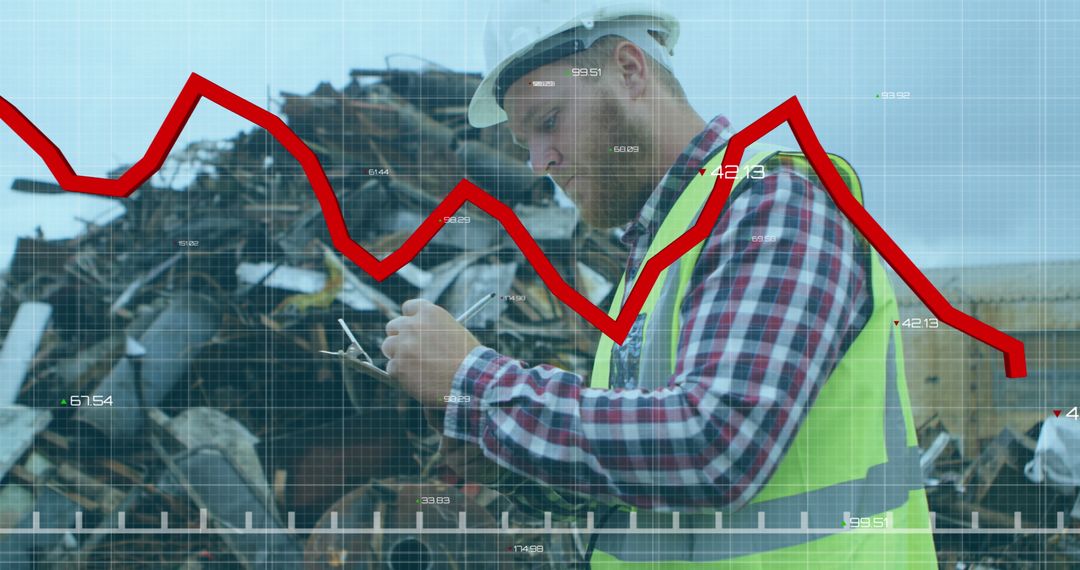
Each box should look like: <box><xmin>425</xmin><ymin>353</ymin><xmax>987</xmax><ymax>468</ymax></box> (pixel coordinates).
<box><xmin>380</xmin><ymin>1</ymin><xmax>937</xmax><ymax>567</ymax></box>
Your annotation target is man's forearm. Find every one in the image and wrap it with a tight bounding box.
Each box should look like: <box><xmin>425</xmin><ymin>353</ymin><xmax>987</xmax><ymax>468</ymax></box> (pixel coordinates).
<box><xmin>442</xmin><ymin>345</ymin><xmax>745</xmax><ymax>510</ymax></box>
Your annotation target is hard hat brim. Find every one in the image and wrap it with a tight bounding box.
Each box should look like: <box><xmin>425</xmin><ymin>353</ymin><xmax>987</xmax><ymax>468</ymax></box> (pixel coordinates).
<box><xmin>468</xmin><ymin>19</ymin><xmax>583</xmax><ymax>129</ymax></box>
<box><xmin>468</xmin><ymin>6</ymin><xmax>680</xmax><ymax>129</ymax></box>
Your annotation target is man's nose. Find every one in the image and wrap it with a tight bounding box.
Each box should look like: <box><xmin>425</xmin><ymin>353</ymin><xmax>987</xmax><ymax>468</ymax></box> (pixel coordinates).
<box><xmin>529</xmin><ymin>143</ymin><xmax>560</xmax><ymax>176</ymax></box>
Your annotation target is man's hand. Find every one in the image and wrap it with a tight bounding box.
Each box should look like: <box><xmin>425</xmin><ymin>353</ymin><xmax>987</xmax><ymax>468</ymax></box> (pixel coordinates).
<box><xmin>381</xmin><ymin>299</ymin><xmax>482</xmax><ymax>407</ymax></box>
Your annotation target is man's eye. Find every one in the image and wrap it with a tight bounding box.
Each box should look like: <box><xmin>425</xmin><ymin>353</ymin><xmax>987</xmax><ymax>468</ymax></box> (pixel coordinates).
<box><xmin>542</xmin><ymin>112</ymin><xmax>558</xmax><ymax>131</ymax></box>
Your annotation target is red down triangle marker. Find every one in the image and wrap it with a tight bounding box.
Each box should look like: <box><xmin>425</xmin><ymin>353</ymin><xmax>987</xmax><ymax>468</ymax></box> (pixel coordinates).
<box><xmin>893</xmin><ymin>320</ymin><xmax>899</xmax><ymax>325</ymax></box>
<box><xmin>1054</xmin><ymin>410</ymin><xmax>1062</xmax><ymax>417</ymax></box>
<box><xmin>699</xmin><ymin>168</ymin><xmax>706</xmax><ymax>175</ymax></box>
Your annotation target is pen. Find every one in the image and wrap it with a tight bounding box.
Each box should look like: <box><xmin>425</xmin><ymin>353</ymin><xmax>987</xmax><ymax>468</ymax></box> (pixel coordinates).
<box><xmin>455</xmin><ymin>292</ymin><xmax>497</xmax><ymax>324</ymax></box>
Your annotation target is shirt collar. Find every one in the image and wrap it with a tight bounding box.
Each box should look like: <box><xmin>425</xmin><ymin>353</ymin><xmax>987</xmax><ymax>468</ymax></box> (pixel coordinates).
<box><xmin>619</xmin><ymin>115</ymin><xmax>733</xmax><ymax>248</ymax></box>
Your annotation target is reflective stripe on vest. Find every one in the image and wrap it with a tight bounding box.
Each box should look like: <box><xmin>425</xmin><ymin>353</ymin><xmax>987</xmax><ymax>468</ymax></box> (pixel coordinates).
<box><xmin>588</xmin><ymin>143</ymin><xmax>931</xmax><ymax>563</ymax></box>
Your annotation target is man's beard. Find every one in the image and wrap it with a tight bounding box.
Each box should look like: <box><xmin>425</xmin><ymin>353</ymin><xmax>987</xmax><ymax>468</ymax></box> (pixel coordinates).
<box><xmin>567</xmin><ymin>95</ymin><xmax>659</xmax><ymax>229</ymax></box>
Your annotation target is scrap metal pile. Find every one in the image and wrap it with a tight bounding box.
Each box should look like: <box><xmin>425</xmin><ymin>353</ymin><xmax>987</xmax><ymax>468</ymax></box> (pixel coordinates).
<box><xmin>0</xmin><ymin>64</ymin><xmax>626</xmax><ymax>568</ymax></box>
<box><xmin>920</xmin><ymin>415</ymin><xmax>1080</xmax><ymax>568</ymax></box>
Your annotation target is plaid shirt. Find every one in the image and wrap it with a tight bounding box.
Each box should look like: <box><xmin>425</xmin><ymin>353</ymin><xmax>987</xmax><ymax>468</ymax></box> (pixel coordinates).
<box><xmin>444</xmin><ymin>115</ymin><xmax>872</xmax><ymax>512</ymax></box>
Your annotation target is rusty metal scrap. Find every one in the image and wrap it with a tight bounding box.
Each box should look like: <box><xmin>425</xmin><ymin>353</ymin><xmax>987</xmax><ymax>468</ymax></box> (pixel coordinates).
<box><xmin>918</xmin><ymin>415</ymin><xmax>1080</xmax><ymax>568</ymax></box>
<box><xmin>0</xmin><ymin>64</ymin><xmax>628</xmax><ymax>567</ymax></box>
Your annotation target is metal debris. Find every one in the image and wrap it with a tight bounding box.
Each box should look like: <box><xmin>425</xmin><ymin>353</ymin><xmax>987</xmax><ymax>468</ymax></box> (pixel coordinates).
<box><xmin>920</xmin><ymin>415</ymin><xmax>1080</xmax><ymax>568</ymax></box>
<box><xmin>0</xmin><ymin>63</ymin><xmax>628</xmax><ymax>567</ymax></box>
<box><xmin>0</xmin><ymin>406</ymin><xmax>50</xmax><ymax>479</ymax></box>
<box><xmin>76</xmin><ymin>295</ymin><xmax>221</xmax><ymax>440</ymax></box>
<box><xmin>0</xmin><ymin>302</ymin><xmax>53</xmax><ymax>404</ymax></box>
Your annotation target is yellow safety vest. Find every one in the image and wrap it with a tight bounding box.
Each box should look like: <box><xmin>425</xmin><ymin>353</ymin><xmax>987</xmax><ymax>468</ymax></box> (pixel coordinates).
<box><xmin>586</xmin><ymin>143</ymin><xmax>937</xmax><ymax>568</ymax></box>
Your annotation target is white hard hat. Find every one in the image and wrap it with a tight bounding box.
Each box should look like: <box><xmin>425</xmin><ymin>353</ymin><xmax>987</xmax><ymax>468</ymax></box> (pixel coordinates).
<box><xmin>468</xmin><ymin>0</ymin><xmax>680</xmax><ymax>128</ymax></box>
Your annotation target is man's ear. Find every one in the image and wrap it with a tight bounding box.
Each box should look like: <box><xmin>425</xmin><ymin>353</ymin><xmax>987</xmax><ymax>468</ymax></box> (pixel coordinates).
<box><xmin>612</xmin><ymin>40</ymin><xmax>649</xmax><ymax>100</ymax></box>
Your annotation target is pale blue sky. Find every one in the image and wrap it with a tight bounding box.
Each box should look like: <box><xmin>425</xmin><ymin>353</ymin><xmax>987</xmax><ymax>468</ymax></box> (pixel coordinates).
<box><xmin>2</xmin><ymin>0</ymin><xmax>1078</xmax><ymax>270</ymax></box>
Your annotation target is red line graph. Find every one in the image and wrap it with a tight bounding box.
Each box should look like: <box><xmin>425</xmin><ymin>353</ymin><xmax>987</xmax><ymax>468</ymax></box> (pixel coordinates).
<box><xmin>0</xmin><ymin>72</ymin><xmax>1027</xmax><ymax>378</ymax></box>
